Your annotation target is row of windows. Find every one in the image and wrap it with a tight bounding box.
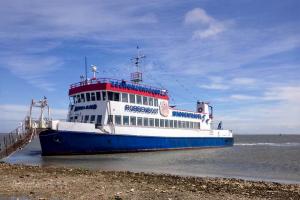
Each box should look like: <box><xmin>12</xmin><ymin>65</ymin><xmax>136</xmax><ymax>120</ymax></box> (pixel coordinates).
<box><xmin>70</xmin><ymin>114</ymin><xmax>201</xmax><ymax>129</ymax></box>
<box><xmin>72</xmin><ymin>91</ymin><xmax>159</xmax><ymax>106</ymax></box>
<box><xmin>109</xmin><ymin>115</ymin><xmax>201</xmax><ymax>129</ymax></box>
<box><xmin>69</xmin><ymin>115</ymin><xmax>102</xmax><ymax>125</ymax></box>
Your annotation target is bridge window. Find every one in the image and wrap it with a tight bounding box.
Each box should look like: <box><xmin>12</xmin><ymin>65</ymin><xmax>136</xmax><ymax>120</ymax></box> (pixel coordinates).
<box><xmin>165</xmin><ymin>120</ymin><xmax>169</xmax><ymax>128</ymax></box>
<box><xmin>130</xmin><ymin>116</ymin><xmax>136</xmax><ymax>126</ymax></box>
<box><xmin>96</xmin><ymin>92</ymin><xmax>101</xmax><ymax>101</ymax></box>
<box><xmin>86</xmin><ymin>93</ymin><xmax>91</xmax><ymax>102</ymax></box>
<box><xmin>91</xmin><ymin>92</ymin><xmax>96</xmax><ymax>101</ymax></box>
<box><xmin>129</xmin><ymin>94</ymin><xmax>135</xmax><ymax>103</ymax></box>
<box><xmin>96</xmin><ymin>115</ymin><xmax>102</xmax><ymax>125</ymax></box>
<box><xmin>154</xmin><ymin>99</ymin><xmax>158</xmax><ymax>106</ymax></box>
<box><xmin>81</xmin><ymin>93</ymin><xmax>85</xmax><ymax>102</ymax></box>
<box><xmin>196</xmin><ymin>122</ymin><xmax>200</xmax><ymax>129</ymax></box>
<box><xmin>160</xmin><ymin>119</ymin><xmax>164</xmax><ymax>127</ymax></box>
<box><xmin>102</xmin><ymin>91</ymin><xmax>107</xmax><ymax>101</ymax></box>
<box><xmin>149</xmin><ymin>98</ymin><xmax>154</xmax><ymax>106</ymax></box>
<box><xmin>71</xmin><ymin>96</ymin><xmax>75</xmax><ymax>104</ymax></box>
<box><xmin>182</xmin><ymin>121</ymin><xmax>186</xmax><ymax>129</ymax></box>
<box><xmin>143</xmin><ymin>118</ymin><xmax>149</xmax><ymax>126</ymax></box>
<box><xmin>84</xmin><ymin>115</ymin><xmax>89</xmax><ymax>123</ymax></box>
<box><xmin>122</xmin><ymin>93</ymin><xmax>128</xmax><ymax>102</ymax></box>
<box><xmin>69</xmin><ymin>117</ymin><xmax>73</xmax><ymax>122</ymax></box>
<box><xmin>137</xmin><ymin>117</ymin><xmax>143</xmax><ymax>126</ymax></box>
<box><xmin>143</xmin><ymin>96</ymin><xmax>148</xmax><ymax>105</ymax></box>
<box><xmin>115</xmin><ymin>115</ymin><xmax>122</xmax><ymax>125</ymax></box>
<box><xmin>170</xmin><ymin>120</ymin><xmax>174</xmax><ymax>128</ymax></box>
<box><xmin>107</xmin><ymin>115</ymin><xmax>113</xmax><ymax>124</ymax></box>
<box><xmin>185</xmin><ymin>122</ymin><xmax>190</xmax><ymax>128</ymax></box>
<box><xmin>90</xmin><ymin>115</ymin><xmax>95</xmax><ymax>123</ymax></box>
<box><xmin>178</xmin><ymin>121</ymin><xmax>182</xmax><ymax>128</ymax></box>
<box><xmin>77</xmin><ymin>95</ymin><xmax>81</xmax><ymax>103</ymax></box>
<box><xmin>155</xmin><ymin>119</ymin><xmax>159</xmax><ymax>127</ymax></box>
<box><xmin>108</xmin><ymin>91</ymin><xmax>113</xmax><ymax>101</ymax></box>
<box><xmin>174</xmin><ymin>120</ymin><xmax>177</xmax><ymax>128</ymax></box>
<box><xmin>149</xmin><ymin>118</ymin><xmax>154</xmax><ymax>127</ymax></box>
<box><xmin>136</xmin><ymin>95</ymin><xmax>142</xmax><ymax>105</ymax></box>
<box><xmin>123</xmin><ymin>116</ymin><xmax>129</xmax><ymax>125</ymax></box>
<box><xmin>190</xmin><ymin>122</ymin><xmax>194</xmax><ymax>129</ymax></box>
<box><xmin>114</xmin><ymin>92</ymin><xmax>120</xmax><ymax>101</ymax></box>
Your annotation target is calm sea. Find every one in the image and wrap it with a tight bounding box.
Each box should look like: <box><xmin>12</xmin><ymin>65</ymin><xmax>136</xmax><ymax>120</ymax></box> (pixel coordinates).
<box><xmin>1</xmin><ymin>134</ymin><xmax>300</xmax><ymax>184</ymax></box>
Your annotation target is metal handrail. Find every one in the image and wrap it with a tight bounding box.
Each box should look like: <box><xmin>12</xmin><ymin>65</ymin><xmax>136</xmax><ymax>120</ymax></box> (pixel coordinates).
<box><xmin>69</xmin><ymin>77</ymin><xmax>167</xmax><ymax>93</ymax></box>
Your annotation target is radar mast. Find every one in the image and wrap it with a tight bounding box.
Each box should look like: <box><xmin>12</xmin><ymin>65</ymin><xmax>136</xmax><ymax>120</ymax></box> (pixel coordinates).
<box><xmin>131</xmin><ymin>46</ymin><xmax>145</xmax><ymax>84</ymax></box>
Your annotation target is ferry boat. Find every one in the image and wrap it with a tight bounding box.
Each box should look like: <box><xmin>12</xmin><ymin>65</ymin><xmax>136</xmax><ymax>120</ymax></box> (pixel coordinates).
<box><xmin>39</xmin><ymin>51</ymin><xmax>233</xmax><ymax>155</ymax></box>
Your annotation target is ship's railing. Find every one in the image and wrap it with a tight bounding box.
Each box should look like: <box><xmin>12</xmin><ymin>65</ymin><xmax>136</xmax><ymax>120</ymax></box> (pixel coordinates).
<box><xmin>0</xmin><ymin>119</ymin><xmax>33</xmax><ymax>159</ymax></box>
<box><xmin>0</xmin><ymin>118</ymin><xmax>49</xmax><ymax>159</ymax></box>
<box><xmin>69</xmin><ymin>78</ymin><xmax>168</xmax><ymax>95</ymax></box>
<box><xmin>0</xmin><ymin>98</ymin><xmax>51</xmax><ymax>159</ymax></box>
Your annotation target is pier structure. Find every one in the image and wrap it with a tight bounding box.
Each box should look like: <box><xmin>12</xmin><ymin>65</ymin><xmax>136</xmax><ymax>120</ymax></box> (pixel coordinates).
<box><xmin>0</xmin><ymin>98</ymin><xmax>50</xmax><ymax>159</ymax></box>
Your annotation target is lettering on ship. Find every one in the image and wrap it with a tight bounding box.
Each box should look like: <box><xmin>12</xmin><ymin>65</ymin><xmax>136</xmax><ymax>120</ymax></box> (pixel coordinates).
<box><xmin>124</xmin><ymin>105</ymin><xmax>158</xmax><ymax>114</ymax></box>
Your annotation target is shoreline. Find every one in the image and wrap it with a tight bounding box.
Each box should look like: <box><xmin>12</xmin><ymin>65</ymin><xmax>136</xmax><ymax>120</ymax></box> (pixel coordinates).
<box><xmin>0</xmin><ymin>162</ymin><xmax>299</xmax><ymax>199</ymax></box>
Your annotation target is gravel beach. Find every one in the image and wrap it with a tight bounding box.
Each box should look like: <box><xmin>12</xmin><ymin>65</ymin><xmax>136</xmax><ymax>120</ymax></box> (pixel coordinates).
<box><xmin>0</xmin><ymin>162</ymin><xmax>299</xmax><ymax>200</ymax></box>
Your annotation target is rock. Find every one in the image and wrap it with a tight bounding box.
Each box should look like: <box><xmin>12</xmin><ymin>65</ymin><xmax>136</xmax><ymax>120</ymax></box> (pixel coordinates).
<box><xmin>201</xmin><ymin>185</ymin><xmax>207</xmax><ymax>189</ymax></box>
<box><xmin>114</xmin><ymin>195</ymin><xmax>122</xmax><ymax>200</ymax></box>
<box><xmin>130</xmin><ymin>188</ymin><xmax>135</xmax><ymax>192</ymax></box>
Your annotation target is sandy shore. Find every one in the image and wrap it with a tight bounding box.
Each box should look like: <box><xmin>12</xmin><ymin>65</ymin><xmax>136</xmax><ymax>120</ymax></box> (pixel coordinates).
<box><xmin>0</xmin><ymin>162</ymin><xmax>299</xmax><ymax>200</ymax></box>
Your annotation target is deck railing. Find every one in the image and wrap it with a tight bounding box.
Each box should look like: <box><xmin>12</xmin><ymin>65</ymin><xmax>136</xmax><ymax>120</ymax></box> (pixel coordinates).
<box><xmin>69</xmin><ymin>78</ymin><xmax>167</xmax><ymax>94</ymax></box>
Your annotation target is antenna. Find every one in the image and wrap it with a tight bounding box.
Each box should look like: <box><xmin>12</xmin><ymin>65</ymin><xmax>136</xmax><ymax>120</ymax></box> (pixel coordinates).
<box><xmin>80</xmin><ymin>75</ymin><xmax>85</xmax><ymax>82</ymax></box>
<box><xmin>85</xmin><ymin>56</ymin><xmax>88</xmax><ymax>82</ymax></box>
<box><xmin>91</xmin><ymin>65</ymin><xmax>98</xmax><ymax>79</ymax></box>
<box><xmin>131</xmin><ymin>46</ymin><xmax>145</xmax><ymax>83</ymax></box>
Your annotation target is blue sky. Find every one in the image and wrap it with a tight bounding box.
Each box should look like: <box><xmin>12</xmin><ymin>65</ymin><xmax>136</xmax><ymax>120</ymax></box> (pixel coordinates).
<box><xmin>0</xmin><ymin>0</ymin><xmax>299</xmax><ymax>134</ymax></box>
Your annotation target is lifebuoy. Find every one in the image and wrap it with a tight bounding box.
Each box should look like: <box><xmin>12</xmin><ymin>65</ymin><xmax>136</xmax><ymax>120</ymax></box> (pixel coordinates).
<box><xmin>198</xmin><ymin>107</ymin><xmax>203</xmax><ymax>113</ymax></box>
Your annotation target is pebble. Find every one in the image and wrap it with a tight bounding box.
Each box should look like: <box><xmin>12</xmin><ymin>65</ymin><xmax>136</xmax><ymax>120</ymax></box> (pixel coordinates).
<box><xmin>201</xmin><ymin>185</ymin><xmax>207</xmax><ymax>189</ymax></box>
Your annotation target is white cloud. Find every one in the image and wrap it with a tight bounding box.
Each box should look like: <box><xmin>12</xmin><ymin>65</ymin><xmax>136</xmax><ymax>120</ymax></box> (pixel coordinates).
<box><xmin>199</xmin><ymin>83</ymin><xmax>229</xmax><ymax>90</ymax></box>
<box><xmin>263</xmin><ymin>86</ymin><xmax>300</xmax><ymax>102</ymax></box>
<box><xmin>184</xmin><ymin>8</ymin><xmax>227</xmax><ymax>39</ymax></box>
<box><xmin>232</xmin><ymin>78</ymin><xmax>256</xmax><ymax>86</ymax></box>
<box><xmin>184</xmin><ymin>8</ymin><xmax>214</xmax><ymax>24</ymax></box>
<box><xmin>230</xmin><ymin>94</ymin><xmax>258</xmax><ymax>100</ymax></box>
<box><xmin>0</xmin><ymin>1</ymin><xmax>159</xmax><ymax>41</ymax></box>
<box><xmin>218</xmin><ymin>100</ymin><xmax>300</xmax><ymax>134</ymax></box>
<box><xmin>2</xmin><ymin>55</ymin><xmax>63</xmax><ymax>91</ymax></box>
<box><xmin>199</xmin><ymin>76</ymin><xmax>257</xmax><ymax>90</ymax></box>
<box><xmin>199</xmin><ymin>76</ymin><xmax>229</xmax><ymax>90</ymax></box>
<box><xmin>217</xmin><ymin>86</ymin><xmax>300</xmax><ymax>133</ymax></box>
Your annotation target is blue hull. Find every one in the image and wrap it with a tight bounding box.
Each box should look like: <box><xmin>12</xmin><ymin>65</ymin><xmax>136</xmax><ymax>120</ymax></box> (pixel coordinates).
<box><xmin>39</xmin><ymin>130</ymin><xmax>234</xmax><ymax>156</ymax></box>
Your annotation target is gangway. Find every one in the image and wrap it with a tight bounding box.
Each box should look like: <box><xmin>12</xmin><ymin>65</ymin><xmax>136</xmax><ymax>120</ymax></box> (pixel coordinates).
<box><xmin>0</xmin><ymin>98</ymin><xmax>50</xmax><ymax>159</ymax></box>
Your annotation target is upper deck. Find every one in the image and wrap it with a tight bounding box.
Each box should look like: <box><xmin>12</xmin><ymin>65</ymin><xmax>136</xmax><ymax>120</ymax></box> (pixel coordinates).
<box><xmin>69</xmin><ymin>78</ymin><xmax>169</xmax><ymax>100</ymax></box>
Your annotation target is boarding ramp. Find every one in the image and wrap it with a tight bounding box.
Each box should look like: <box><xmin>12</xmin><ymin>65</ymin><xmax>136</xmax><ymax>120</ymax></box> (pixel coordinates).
<box><xmin>0</xmin><ymin>98</ymin><xmax>50</xmax><ymax>159</ymax></box>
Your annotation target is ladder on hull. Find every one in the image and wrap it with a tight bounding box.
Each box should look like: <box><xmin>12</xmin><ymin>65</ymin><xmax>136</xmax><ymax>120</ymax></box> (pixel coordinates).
<box><xmin>0</xmin><ymin>98</ymin><xmax>51</xmax><ymax>159</ymax></box>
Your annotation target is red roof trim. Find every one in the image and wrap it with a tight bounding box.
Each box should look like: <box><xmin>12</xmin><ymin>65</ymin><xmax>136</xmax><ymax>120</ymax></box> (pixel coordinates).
<box><xmin>69</xmin><ymin>83</ymin><xmax>169</xmax><ymax>100</ymax></box>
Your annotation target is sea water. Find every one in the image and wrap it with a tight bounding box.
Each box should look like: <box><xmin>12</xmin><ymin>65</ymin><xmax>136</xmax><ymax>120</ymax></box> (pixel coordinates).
<box><xmin>1</xmin><ymin>134</ymin><xmax>300</xmax><ymax>184</ymax></box>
